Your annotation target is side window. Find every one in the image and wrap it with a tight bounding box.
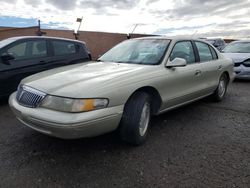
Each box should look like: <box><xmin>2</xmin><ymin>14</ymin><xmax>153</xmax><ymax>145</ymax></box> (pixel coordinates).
<box><xmin>32</xmin><ymin>40</ymin><xmax>47</xmax><ymax>57</ymax></box>
<box><xmin>7</xmin><ymin>42</ymin><xmax>26</xmax><ymax>58</ymax></box>
<box><xmin>52</xmin><ymin>40</ymin><xmax>76</xmax><ymax>56</ymax></box>
<box><xmin>195</xmin><ymin>42</ymin><xmax>213</xmax><ymax>62</ymax></box>
<box><xmin>209</xmin><ymin>46</ymin><xmax>218</xmax><ymax>60</ymax></box>
<box><xmin>6</xmin><ymin>40</ymin><xmax>47</xmax><ymax>60</ymax></box>
<box><xmin>170</xmin><ymin>41</ymin><xmax>195</xmax><ymax>64</ymax></box>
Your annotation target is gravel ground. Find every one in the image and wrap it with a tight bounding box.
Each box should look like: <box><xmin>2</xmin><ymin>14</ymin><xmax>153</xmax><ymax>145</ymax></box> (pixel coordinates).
<box><xmin>0</xmin><ymin>80</ymin><xmax>249</xmax><ymax>188</ymax></box>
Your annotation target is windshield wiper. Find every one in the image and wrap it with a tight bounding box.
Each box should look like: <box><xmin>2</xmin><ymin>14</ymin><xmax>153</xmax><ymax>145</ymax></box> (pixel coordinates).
<box><xmin>116</xmin><ymin>61</ymin><xmax>144</xmax><ymax>64</ymax></box>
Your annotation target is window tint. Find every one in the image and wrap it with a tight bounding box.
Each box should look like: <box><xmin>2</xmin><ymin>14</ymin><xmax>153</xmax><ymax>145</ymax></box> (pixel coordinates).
<box><xmin>6</xmin><ymin>40</ymin><xmax>47</xmax><ymax>60</ymax></box>
<box><xmin>7</xmin><ymin>42</ymin><xmax>26</xmax><ymax>57</ymax></box>
<box><xmin>209</xmin><ymin>46</ymin><xmax>218</xmax><ymax>59</ymax></box>
<box><xmin>195</xmin><ymin>42</ymin><xmax>213</xmax><ymax>62</ymax></box>
<box><xmin>170</xmin><ymin>41</ymin><xmax>195</xmax><ymax>64</ymax></box>
<box><xmin>32</xmin><ymin>41</ymin><xmax>47</xmax><ymax>56</ymax></box>
<box><xmin>52</xmin><ymin>40</ymin><xmax>76</xmax><ymax>56</ymax></box>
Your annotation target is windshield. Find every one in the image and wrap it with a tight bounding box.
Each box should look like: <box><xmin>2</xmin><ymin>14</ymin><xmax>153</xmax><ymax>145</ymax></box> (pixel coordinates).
<box><xmin>222</xmin><ymin>42</ymin><xmax>250</xmax><ymax>53</ymax></box>
<box><xmin>98</xmin><ymin>39</ymin><xmax>170</xmax><ymax>65</ymax></box>
<box><xmin>0</xmin><ymin>38</ymin><xmax>16</xmax><ymax>48</ymax></box>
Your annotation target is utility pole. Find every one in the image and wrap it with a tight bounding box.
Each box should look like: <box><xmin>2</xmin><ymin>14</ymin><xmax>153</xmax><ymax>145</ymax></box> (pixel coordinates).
<box><xmin>36</xmin><ymin>19</ymin><xmax>46</xmax><ymax>36</ymax></box>
<box><xmin>74</xmin><ymin>17</ymin><xmax>83</xmax><ymax>40</ymax></box>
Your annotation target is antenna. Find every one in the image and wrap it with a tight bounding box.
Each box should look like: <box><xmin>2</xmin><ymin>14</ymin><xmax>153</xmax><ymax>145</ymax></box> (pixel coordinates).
<box><xmin>127</xmin><ymin>23</ymin><xmax>140</xmax><ymax>39</ymax></box>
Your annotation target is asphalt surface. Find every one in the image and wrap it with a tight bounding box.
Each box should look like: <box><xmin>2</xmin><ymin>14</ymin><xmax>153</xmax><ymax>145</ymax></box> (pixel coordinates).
<box><xmin>0</xmin><ymin>81</ymin><xmax>250</xmax><ymax>188</ymax></box>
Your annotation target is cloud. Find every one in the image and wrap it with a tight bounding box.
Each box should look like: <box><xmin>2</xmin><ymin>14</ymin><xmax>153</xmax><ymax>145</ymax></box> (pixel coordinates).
<box><xmin>0</xmin><ymin>0</ymin><xmax>249</xmax><ymax>38</ymax></box>
<box><xmin>78</xmin><ymin>0</ymin><xmax>140</xmax><ymax>13</ymax></box>
<box><xmin>24</xmin><ymin>0</ymin><xmax>42</xmax><ymax>7</ymax></box>
<box><xmin>168</xmin><ymin>0</ymin><xmax>250</xmax><ymax>18</ymax></box>
<box><xmin>0</xmin><ymin>0</ymin><xmax>17</xmax><ymax>3</ymax></box>
<box><xmin>215</xmin><ymin>20</ymin><xmax>250</xmax><ymax>29</ymax></box>
<box><xmin>46</xmin><ymin>0</ymin><xmax>78</xmax><ymax>10</ymax></box>
<box><xmin>41</xmin><ymin>0</ymin><xmax>141</xmax><ymax>12</ymax></box>
<box><xmin>153</xmin><ymin>23</ymin><xmax>215</xmax><ymax>35</ymax></box>
<box><xmin>146</xmin><ymin>0</ymin><xmax>159</xmax><ymax>5</ymax></box>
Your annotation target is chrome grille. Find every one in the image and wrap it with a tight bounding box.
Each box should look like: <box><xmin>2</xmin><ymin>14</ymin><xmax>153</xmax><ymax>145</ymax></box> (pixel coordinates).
<box><xmin>16</xmin><ymin>85</ymin><xmax>46</xmax><ymax>108</ymax></box>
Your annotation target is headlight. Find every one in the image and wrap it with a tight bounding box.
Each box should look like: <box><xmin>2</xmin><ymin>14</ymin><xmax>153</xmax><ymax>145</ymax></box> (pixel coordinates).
<box><xmin>243</xmin><ymin>60</ymin><xmax>250</xmax><ymax>66</ymax></box>
<box><xmin>41</xmin><ymin>95</ymin><xmax>109</xmax><ymax>112</ymax></box>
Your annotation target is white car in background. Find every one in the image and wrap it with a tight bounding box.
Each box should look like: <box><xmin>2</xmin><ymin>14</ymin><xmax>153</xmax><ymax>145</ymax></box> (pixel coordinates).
<box><xmin>222</xmin><ymin>40</ymin><xmax>250</xmax><ymax>79</ymax></box>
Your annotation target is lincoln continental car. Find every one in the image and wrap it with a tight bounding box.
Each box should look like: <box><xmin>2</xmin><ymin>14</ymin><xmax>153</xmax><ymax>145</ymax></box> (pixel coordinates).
<box><xmin>9</xmin><ymin>37</ymin><xmax>235</xmax><ymax>145</ymax></box>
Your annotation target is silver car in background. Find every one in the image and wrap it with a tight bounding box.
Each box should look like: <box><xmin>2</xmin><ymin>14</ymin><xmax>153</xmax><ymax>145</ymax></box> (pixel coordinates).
<box><xmin>222</xmin><ymin>40</ymin><xmax>250</xmax><ymax>79</ymax></box>
<box><xmin>9</xmin><ymin>37</ymin><xmax>235</xmax><ymax>145</ymax></box>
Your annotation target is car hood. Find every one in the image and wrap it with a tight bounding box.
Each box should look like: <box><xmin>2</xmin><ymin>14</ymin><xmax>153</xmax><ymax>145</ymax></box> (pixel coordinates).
<box><xmin>22</xmin><ymin>61</ymin><xmax>156</xmax><ymax>98</ymax></box>
<box><xmin>222</xmin><ymin>53</ymin><xmax>250</xmax><ymax>63</ymax></box>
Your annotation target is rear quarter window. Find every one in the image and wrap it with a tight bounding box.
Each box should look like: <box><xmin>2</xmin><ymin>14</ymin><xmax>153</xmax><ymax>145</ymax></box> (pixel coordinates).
<box><xmin>52</xmin><ymin>40</ymin><xmax>77</xmax><ymax>56</ymax></box>
<box><xmin>209</xmin><ymin>46</ymin><xmax>218</xmax><ymax>60</ymax></box>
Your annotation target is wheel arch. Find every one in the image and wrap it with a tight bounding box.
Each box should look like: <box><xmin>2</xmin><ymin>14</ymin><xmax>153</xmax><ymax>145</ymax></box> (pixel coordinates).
<box><xmin>126</xmin><ymin>86</ymin><xmax>162</xmax><ymax>115</ymax></box>
<box><xmin>222</xmin><ymin>71</ymin><xmax>230</xmax><ymax>83</ymax></box>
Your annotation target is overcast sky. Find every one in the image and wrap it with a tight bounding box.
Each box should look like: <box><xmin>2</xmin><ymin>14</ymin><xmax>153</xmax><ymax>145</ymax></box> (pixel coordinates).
<box><xmin>0</xmin><ymin>0</ymin><xmax>250</xmax><ymax>38</ymax></box>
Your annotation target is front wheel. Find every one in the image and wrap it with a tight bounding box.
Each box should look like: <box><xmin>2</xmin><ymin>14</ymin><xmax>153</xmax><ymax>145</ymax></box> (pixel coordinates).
<box><xmin>212</xmin><ymin>74</ymin><xmax>228</xmax><ymax>102</ymax></box>
<box><xmin>118</xmin><ymin>92</ymin><xmax>151</xmax><ymax>145</ymax></box>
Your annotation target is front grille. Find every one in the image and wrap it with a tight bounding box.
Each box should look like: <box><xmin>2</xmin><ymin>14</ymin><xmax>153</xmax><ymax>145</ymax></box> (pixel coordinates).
<box><xmin>16</xmin><ymin>85</ymin><xmax>46</xmax><ymax>108</ymax></box>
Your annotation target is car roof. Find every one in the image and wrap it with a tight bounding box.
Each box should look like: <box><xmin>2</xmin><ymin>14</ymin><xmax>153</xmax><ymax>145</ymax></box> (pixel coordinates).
<box><xmin>205</xmin><ymin>38</ymin><xmax>224</xmax><ymax>40</ymax></box>
<box><xmin>6</xmin><ymin>36</ymin><xmax>86</xmax><ymax>44</ymax></box>
<box><xmin>131</xmin><ymin>36</ymin><xmax>211</xmax><ymax>43</ymax></box>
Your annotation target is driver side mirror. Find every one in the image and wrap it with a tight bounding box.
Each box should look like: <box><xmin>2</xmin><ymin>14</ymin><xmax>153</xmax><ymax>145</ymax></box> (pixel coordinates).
<box><xmin>1</xmin><ymin>53</ymin><xmax>15</xmax><ymax>65</ymax></box>
<box><xmin>166</xmin><ymin>58</ymin><xmax>187</xmax><ymax>68</ymax></box>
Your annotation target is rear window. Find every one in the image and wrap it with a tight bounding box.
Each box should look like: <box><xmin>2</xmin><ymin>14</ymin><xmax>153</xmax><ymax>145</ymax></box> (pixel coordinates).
<box><xmin>52</xmin><ymin>40</ymin><xmax>77</xmax><ymax>56</ymax></box>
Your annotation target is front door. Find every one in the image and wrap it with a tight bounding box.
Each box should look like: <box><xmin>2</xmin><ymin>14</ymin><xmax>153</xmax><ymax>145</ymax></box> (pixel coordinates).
<box><xmin>0</xmin><ymin>39</ymin><xmax>50</xmax><ymax>96</ymax></box>
<box><xmin>160</xmin><ymin>41</ymin><xmax>203</xmax><ymax>109</ymax></box>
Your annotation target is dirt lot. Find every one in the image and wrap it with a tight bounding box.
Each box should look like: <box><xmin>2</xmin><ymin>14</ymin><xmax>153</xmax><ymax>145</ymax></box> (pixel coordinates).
<box><xmin>0</xmin><ymin>81</ymin><xmax>249</xmax><ymax>188</ymax></box>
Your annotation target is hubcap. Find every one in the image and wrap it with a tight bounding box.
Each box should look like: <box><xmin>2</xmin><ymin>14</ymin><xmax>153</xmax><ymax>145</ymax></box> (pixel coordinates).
<box><xmin>218</xmin><ymin>76</ymin><xmax>226</xmax><ymax>98</ymax></box>
<box><xmin>139</xmin><ymin>102</ymin><xmax>150</xmax><ymax>137</ymax></box>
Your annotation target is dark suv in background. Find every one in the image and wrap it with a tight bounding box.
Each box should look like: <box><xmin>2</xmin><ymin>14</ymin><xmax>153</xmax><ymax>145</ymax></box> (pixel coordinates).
<box><xmin>205</xmin><ymin>38</ymin><xmax>226</xmax><ymax>51</ymax></box>
<box><xmin>0</xmin><ymin>36</ymin><xmax>91</xmax><ymax>97</ymax></box>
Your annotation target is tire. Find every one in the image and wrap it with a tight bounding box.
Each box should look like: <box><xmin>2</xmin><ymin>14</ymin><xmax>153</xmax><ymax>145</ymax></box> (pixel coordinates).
<box><xmin>119</xmin><ymin>92</ymin><xmax>151</xmax><ymax>145</ymax></box>
<box><xmin>212</xmin><ymin>73</ymin><xmax>228</xmax><ymax>102</ymax></box>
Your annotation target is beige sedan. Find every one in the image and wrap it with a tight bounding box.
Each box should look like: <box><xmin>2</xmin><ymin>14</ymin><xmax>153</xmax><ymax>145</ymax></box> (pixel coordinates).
<box><xmin>9</xmin><ymin>37</ymin><xmax>235</xmax><ymax>145</ymax></box>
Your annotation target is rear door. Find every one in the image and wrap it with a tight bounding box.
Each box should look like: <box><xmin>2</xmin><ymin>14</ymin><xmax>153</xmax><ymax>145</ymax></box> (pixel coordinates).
<box><xmin>194</xmin><ymin>41</ymin><xmax>223</xmax><ymax>94</ymax></box>
<box><xmin>48</xmin><ymin>39</ymin><xmax>89</xmax><ymax>68</ymax></box>
<box><xmin>0</xmin><ymin>38</ymin><xmax>50</xmax><ymax>95</ymax></box>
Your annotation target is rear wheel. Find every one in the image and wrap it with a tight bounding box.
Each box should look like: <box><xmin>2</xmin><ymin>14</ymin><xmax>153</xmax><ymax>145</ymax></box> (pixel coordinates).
<box><xmin>119</xmin><ymin>92</ymin><xmax>151</xmax><ymax>145</ymax></box>
<box><xmin>212</xmin><ymin>73</ymin><xmax>228</xmax><ymax>102</ymax></box>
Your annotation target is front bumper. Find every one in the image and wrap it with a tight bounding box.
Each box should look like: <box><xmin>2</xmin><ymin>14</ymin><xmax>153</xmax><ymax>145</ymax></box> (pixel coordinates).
<box><xmin>9</xmin><ymin>92</ymin><xmax>123</xmax><ymax>139</ymax></box>
<box><xmin>234</xmin><ymin>65</ymin><xmax>250</xmax><ymax>79</ymax></box>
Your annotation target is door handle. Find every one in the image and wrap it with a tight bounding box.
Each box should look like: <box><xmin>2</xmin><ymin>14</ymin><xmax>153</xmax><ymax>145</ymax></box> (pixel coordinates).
<box><xmin>195</xmin><ymin>70</ymin><xmax>202</xmax><ymax>76</ymax></box>
<box><xmin>218</xmin><ymin>65</ymin><xmax>223</xmax><ymax>70</ymax></box>
<box><xmin>39</xmin><ymin>60</ymin><xmax>47</xmax><ymax>64</ymax></box>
